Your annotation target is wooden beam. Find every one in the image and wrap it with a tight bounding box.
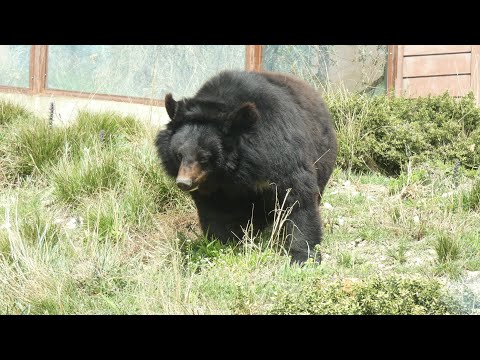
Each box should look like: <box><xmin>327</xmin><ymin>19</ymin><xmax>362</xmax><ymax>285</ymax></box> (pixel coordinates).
<box><xmin>471</xmin><ymin>45</ymin><xmax>480</xmax><ymax>105</ymax></box>
<box><xmin>31</xmin><ymin>45</ymin><xmax>48</xmax><ymax>94</ymax></box>
<box><xmin>245</xmin><ymin>45</ymin><xmax>263</xmax><ymax>72</ymax></box>
<box><xmin>394</xmin><ymin>45</ymin><xmax>404</xmax><ymax>96</ymax></box>
<box><xmin>387</xmin><ymin>45</ymin><xmax>397</xmax><ymax>96</ymax></box>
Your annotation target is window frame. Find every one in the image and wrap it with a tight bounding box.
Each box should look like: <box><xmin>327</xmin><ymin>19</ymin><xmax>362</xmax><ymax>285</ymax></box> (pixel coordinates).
<box><xmin>0</xmin><ymin>45</ymin><xmax>396</xmax><ymax>105</ymax></box>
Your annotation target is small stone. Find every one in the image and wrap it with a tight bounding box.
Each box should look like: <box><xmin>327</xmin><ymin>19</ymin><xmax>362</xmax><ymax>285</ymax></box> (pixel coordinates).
<box><xmin>0</xmin><ymin>222</ymin><xmax>11</xmax><ymax>230</ymax></box>
<box><xmin>354</xmin><ymin>238</ymin><xmax>364</xmax><ymax>247</ymax></box>
<box><xmin>413</xmin><ymin>215</ymin><xmax>420</xmax><ymax>224</ymax></box>
<box><xmin>65</xmin><ymin>218</ymin><xmax>78</xmax><ymax>230</ymax></box>
<box><xmin>323</xmin><ymin>202</ymin><xmax>334</xmax><ymax>210</ymax></box>
<box><xmin>337</xmin><ymin>217</ymin><xmax>345</xmax><ymax>226</ymax></box>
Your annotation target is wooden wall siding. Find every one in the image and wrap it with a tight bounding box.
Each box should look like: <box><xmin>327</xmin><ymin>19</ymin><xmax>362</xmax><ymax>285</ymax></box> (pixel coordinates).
<box><xmin>395</xmin><ymin>45</ymin><xmax>479</xmax><ymax>102</ymax></box>
<box><xmin>403</xmin><ymin>45</ymin><xmax>471</xmax><ymax>56</ymax></box>
<box><xmin>403</xmin><ymin>53</ymin><xmax>471</xmax><ymax>78</ymax></box>
<box><xmin>403</xmin><ymin>75</ymin><xmax>471</xmax><ymax>97</ymax></box>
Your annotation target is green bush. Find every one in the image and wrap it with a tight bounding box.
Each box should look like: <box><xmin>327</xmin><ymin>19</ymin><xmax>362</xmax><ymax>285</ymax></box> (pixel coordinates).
<box><xmin>270</xmin><ymin>276</ymin><xmax>464</xmax><ymax>315</ymax></box>
<box><xmin>325</xmin><ymin>91</ymin><xmax>480</xmax><ymax>175</ymax></box>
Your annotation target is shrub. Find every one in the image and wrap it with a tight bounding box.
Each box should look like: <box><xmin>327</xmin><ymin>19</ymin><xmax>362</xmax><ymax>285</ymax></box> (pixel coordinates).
<box><xmin>325</xmin><ymin>91</ymin><xmax>480</xmax><ymax>175</ymax></box>
<box><xmin>270</xmin><ymin>276</ymin><xmax>464</xmax><ymax>315</ymax></box>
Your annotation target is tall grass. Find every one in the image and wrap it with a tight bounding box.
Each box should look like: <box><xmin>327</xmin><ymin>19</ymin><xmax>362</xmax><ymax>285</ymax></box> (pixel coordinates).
<box><xmin>51</xmin><ymin>144</ymin><xmax>124</xmax><ymax>205</ymax></box>
<box><xmin>0</xmin><ymin>100</ymin><xmax>33</xmax><ymax>126</ymax></box>
<box><xmin>1</xmin><ymin>119</ymin><xmax>67</xmax><ymax>180</ymax></box>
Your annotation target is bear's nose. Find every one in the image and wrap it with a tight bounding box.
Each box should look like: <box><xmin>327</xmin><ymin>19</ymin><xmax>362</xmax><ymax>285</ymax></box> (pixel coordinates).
<box><xmin>176</xmin><ymin>177</ymin><xmax>193</xmax><ymax>191</ymax></box>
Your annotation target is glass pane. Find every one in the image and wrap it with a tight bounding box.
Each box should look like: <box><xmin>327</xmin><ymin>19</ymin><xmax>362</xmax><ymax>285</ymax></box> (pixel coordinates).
<box><xmin>47</xmin><ymin>45</ymin><xmax>246</xmax><ymax>99</ymax></box>
<box><xmin>0</xmin><ymin>45</ymin><xmax>31</xmax><ymax>88</ymax></box>
<box><xmin>262</xmin><ymin>45</ymin><xmax>388</xmax><ymax>95</ymax></box>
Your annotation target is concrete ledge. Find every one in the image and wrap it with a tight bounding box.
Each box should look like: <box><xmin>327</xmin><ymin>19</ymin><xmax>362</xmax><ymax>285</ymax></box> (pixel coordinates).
<box><xmin>0</xmin><ymin>92</ymin><xmax>170</xmax><ymax>128</ymax></box>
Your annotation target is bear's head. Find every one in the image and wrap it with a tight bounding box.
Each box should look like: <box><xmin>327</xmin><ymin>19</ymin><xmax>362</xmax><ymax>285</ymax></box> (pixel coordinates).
<box><xmin>155</xmin><ymin>93</ymin><xmax>260</xmax><ymax>193</ymax></box>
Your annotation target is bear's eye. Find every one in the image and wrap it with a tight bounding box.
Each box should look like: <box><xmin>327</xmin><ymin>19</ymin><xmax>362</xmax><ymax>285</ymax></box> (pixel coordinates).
<box><xmin>197</xmin><ymin>152</ymin><xmax>210</xmax><ymax>164</ymax></box>
<box><xmin>175</xmin><ymin>152</ymin><xmax>182</xmax><ymax>162</ymax></box>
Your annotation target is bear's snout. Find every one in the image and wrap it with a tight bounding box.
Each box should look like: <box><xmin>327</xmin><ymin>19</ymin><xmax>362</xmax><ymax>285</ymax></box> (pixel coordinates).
<box><xmin>176</xmin><ymin>177</ymin><xmax>193</xmax><ymax>191</ymax></box>
<box><xmin>176</xmin><ymin>161</ymin><xmax>206</xmax><ymax>192</ymax></box>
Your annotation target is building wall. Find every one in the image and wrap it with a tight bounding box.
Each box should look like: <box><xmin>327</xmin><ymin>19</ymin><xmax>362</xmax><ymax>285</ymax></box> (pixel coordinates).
<box><xmin>394</xmin><ymin>45</ymin><xmax>480</xmax><ymax>103</ymax></box>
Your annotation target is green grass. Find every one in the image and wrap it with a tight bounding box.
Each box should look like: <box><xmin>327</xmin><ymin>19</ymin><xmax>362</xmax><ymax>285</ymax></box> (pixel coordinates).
<box><xmin>51</xmin><ymin>144</ymin><xmax>124</xmax><ymax>205</ymax></box>
<box><xmin>0</xmin><ymin>100</ymin><xmax>33</xmax><ymax>126</ymax></box>
<box><xmin>459</xmin><ymin>177</ymin><xmax>480</xmax><ymax>211</ymax></box>
<box><xmin>0</xmin><ymin>99</ymin><xmax>479</xmax><ymax>314</ymax></box>
<box><xmin>435</xmin><ymin>232</ymin><xmax>462</xmax><ymax>264</ymax></box>
<box><xmin>1</xmin><ymin>119</ymin><xmax>67</xmax><ymax>180</ymax></box>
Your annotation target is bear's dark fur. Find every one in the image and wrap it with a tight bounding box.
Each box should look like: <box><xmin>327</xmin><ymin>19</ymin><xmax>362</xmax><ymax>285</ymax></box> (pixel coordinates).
<box><xmin>155</xmin><ymin>70</ymin><xmax>337</xmax><ymax>263</ymax></box>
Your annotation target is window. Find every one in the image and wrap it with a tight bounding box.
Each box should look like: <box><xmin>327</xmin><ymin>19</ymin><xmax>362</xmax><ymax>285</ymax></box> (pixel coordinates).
<box><xmin>262</xmin><ymin>45</ymin><xmax>388</xmax><ymax>94</ymax></box>
<box><xmin>47</xmin><ymin>45</ymin><xmax>246</xmax><ymax>99</ymax></box>
<box><xmin>0</xmin><ymin>45</ymin><xmax>31</xmax><ymax>88</ymax></box>
<box><xmin>0</xmin><ymin>45</ymin><xmax>394</xmax><ymax>103</ymax></box>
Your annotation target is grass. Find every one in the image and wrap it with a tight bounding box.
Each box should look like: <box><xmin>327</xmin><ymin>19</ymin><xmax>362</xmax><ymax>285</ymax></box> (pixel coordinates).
<box><xmin>0</xmin><ymin>99</ymin><xmax>479</xmax><ymax>314</ymax></box>
<box><xmin>51</xmin><ymin>144</ymin><xmax>125</xmax><ymax>205</ymax></box>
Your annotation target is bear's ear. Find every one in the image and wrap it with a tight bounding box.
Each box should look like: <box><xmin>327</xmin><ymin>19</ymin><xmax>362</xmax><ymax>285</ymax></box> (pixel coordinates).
<box><xmin>224</xmin><ymin>102</ymin><xmax>260</xmax><ymax>134</ymax></box>
<box><xmin>165</xmin><ymin>93</ymin><xmax>184</xmax><ymax>122</ymax></box>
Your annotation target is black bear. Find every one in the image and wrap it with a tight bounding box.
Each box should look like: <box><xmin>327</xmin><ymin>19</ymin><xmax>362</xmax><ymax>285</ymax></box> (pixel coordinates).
<box><xmin>155</xmin><ymin>70</ymin><xmax>337</xmax><ymax>264</ymax></box>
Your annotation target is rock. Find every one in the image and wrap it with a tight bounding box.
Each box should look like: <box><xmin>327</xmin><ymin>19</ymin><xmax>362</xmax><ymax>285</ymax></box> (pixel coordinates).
<box><xmin>465</xmin><ymin>271</ymin><xmax>480</xmax><ymax>283</ymax></box>
<box><xmin>354</xmin><ymin>238</ymin><xmax>364</xmax><ymax>247</ymax></box>
<box><xmin>323</xmin><ymin>202</ymin><xmax>334</xmax><ymax>210</ymax></box>
<box><xmin>65</xmin><ymin>220</ymin><xmax>77</xmax><ymax>229</ymax></box>
<box><xmin>0</xmin><ymin>222</ymin><xmax>11</xmax><ymax>230</ymax></box>
<box><xmin>65</xmin><ymin>218</ymin><xmax>78</xmax><ymax>230</ymax></box>
<box><xmin>413</xmin><ymin>215</ymin><xmax>420</xmax><ymax>224</ymax></box>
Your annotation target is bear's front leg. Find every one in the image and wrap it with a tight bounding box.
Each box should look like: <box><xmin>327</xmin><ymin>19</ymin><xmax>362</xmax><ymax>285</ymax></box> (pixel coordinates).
<box><xmin>276</xmin><ymin>173</ymin><xmax>323</xmax><ymax>264</ymax></box>
<box><xmin>286</xmin><ymin>197</ymin><xmax>323</xmax><ymax>264</ymax></box>
<box><xmin>192</xmin><ymin>194</ymin><xmax>257</xmax><ymax>244</ymax></box>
